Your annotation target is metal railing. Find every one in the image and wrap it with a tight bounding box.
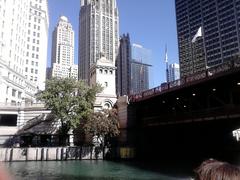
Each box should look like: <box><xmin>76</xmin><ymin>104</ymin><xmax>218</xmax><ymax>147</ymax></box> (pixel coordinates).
<box><xmin>0</xmin><ymin>102</ymin><xmax>45</xmax><ymax>108</ymax></box>
<box><xmin>129</xmin><ymin>58</ymin><xmax>240</xmax><ymax>102</ymax></box>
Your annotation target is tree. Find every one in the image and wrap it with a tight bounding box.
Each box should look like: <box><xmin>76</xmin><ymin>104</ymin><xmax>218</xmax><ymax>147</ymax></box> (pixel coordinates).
<box><xmin>83</xmin><ymin>108</ymin><xmax>120</xmax><ymax>146</ymax></box>
<box><xmin>37</xmin><ymin>77</ymin><xmax>102</xmax><ymax>136</ymax></box>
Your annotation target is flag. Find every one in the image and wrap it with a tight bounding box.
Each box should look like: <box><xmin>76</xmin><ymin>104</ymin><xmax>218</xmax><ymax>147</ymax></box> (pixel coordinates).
<box><xmin>192</xmin><ymin>27</ymin><xmax>202</xmax><ymax>43</ymax></box>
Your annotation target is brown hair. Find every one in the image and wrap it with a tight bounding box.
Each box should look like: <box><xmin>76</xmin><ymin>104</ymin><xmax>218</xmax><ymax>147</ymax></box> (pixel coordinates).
<box><xmin>195</xmin><ymin>159</ymin><xmax>240</xmax><ymax>180</ymax></box>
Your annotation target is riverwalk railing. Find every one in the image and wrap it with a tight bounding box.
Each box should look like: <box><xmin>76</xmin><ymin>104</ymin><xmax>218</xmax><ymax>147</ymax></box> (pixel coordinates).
<box><xmin>0</xmin><ymin>146</ymin><xmax>104</xmax><ymax>162</ymax></box>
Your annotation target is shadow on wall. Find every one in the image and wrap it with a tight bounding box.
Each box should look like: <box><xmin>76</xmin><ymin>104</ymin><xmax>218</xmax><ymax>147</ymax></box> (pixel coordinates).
<box><xmin>3</xmin><ymin>114</ymin><xmax>61</xmax><ymax>147</ymax></box>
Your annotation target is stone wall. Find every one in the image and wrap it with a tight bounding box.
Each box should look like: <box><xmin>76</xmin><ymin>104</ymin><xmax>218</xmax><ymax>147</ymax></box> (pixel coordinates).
<box><xmin>0</xmin><ymin>146</ymin><xmax>103</xmax><ymax>162</ymax></box>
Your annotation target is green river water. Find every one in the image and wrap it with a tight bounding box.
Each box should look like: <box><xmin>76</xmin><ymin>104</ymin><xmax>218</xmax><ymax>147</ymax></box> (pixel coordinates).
<box><xmin>4</xmin><ymin>161</ymin><xmax>192</xmax><ymax>180</ymax></box>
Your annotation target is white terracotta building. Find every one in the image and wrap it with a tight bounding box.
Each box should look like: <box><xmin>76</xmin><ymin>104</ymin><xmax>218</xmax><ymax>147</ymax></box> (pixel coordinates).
<box><xmin>0</xmin><ymin>0</ymin><xmax>49</xmax><ymax>105</ymax></box>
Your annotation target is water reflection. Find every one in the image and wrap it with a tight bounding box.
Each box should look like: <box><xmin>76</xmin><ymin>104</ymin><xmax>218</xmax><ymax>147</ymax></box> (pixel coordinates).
<box><xmin>4</xmin><ymin>161</ymin><xmax>191</xmax><ymax>180</ymax></box>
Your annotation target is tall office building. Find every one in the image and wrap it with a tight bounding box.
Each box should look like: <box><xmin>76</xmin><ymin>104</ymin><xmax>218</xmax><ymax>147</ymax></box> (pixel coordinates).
<box><xmin>169</xmin><ymin>63</ymin><xmax>180</xmax><ymax>82</ymax></box>
<box><xmin>176</xmin><ymin>0</ymin><xmax>240</xmax><ymax>78</ymax></box>
<box><xmin>130</xmin><ymin>44</ymin><xmax>151</xmax><ymax>94</ymax></box>
<box><xmin>0</xmin><ymin>0</ymin><xmax>49</xmax><ymax>105</ymax></box>
<box><xmin>117</xmin><ymin>34</ymin><xmax>131</xmax><ymax>96</ymax></box>
<box><xmin>79</xmin><ymin>0</ymin><xmax>119</xmax><ymax>109</ymax></box>
<box><xmin>51</xmin><ymin>16</ymin><xmax>78</xmax><ymax>79</ymax></box>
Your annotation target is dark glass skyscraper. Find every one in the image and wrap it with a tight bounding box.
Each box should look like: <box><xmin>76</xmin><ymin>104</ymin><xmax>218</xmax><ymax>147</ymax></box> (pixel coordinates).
<box><xmin>176</xmin><ymin>0</ymin><xmax>240</xmax><ymax>78</ymax></box>
<box><xmin>117</xmin><ymin>34</ymin><xmax>131</xmax><ymax>96</ymax></box>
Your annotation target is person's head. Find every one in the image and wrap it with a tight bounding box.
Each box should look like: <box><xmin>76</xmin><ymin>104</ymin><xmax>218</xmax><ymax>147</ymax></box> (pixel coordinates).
<box><xmin>195</xmin><ymin>159</ymin><xmax>240</xmax><ymax>180</ymax></box>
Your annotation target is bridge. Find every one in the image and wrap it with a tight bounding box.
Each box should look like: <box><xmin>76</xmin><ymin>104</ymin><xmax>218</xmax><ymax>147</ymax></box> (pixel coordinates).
<box><xmin>126</xmin><ymin>58</ymin><xmax>240</xmax><ymax>163</ymax></box>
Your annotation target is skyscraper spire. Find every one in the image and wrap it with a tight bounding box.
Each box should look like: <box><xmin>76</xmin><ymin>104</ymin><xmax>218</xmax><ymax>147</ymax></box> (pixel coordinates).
<box><xmin>165</xmin><ymin>45</ymin><xmax>169</xmax><ymax>83</ymax></box>
<box><xmin>165</xmin><ymin>45</ymin><xmax>168</xmax><ymax>63</ymax></box>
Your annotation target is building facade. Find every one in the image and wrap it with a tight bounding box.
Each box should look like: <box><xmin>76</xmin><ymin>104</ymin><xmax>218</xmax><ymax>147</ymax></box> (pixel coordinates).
<box><xmin>130</xmin><ymin>44</ymin><xmax>151</xmax><ymax>94</ymax></box>
<box><xmin>79</xmin><ymin>0</ymin><xmax>119</xmax><ymax>82</ymax></box>
<box><xmin>79</xmin><ymin>0</ymin><xmax>119</xmax><ymax>109</ymax></box>
<box><xmin>0</xmin><ymin>0</ymin><xmax>49</xmax><ymax>105</ymax></box>
<box><xmin>176</xmin><ymin>0</ymin><xmax>240</xmax><ymax>78</ymax></box>
<box><xmin>117</xmin><ymin>34</ymin><xmax>131</xmax><ymax>96</ymax></box>
<box><xmin>51</xmin><ymin>16</ymin><xmax>78</xmax><ymax>79</ymax></box>
<box><xmin>168</xmin><ymin>63</ymin><xmax>180</xmax><ymax>82</ymax></box>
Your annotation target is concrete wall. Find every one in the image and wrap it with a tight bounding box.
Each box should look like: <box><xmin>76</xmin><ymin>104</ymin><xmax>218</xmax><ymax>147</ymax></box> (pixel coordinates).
<box><xmin>0</xmin><ymin>146</ymin><xmax>103</xmax><ymax>162</ymax></box>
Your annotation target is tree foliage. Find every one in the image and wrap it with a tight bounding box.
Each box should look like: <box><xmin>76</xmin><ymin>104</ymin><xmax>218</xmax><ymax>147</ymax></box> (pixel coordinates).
<box><xmin>37</xmin><ymin>77</ymin><xmax>102</xmax><ymax>135</ymax></box>
<box><xmin>83</xmin><ymin>108</ymin><xmax>120</xmax><ymax>145</ymax></box>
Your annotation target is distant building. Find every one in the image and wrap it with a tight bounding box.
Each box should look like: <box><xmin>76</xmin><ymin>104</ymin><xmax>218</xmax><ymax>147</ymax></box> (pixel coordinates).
<box><xmin>50</xmin><ymin>16</ymin><xmax>78</xmax><ymax>79</ymax></box>
<box><xmin>130</xmin><ymin>44</ymin><xmax>151</xmax><ymax>94</ymax></box>
<box><xmin>168</xmin><ymin>63</ymin><xmax>180</xmax><ymax>82</ymax></box>
<box><xmin>79</xmin><ymin>0</ymin><xmax>119</xmax><ymax>109</ymax></box>
<box><xmin>175</xmin><ymin>0</ymin><xmax>240</xmax><ymax>78</ymax></box>
<box><xmin>0</xmin><ymin>0</ymin><xmax>49</xmax><ymax>105</ymax></box>
<box><xmin>117</xmin><ymin>34</ymin><xmax>131</xmax><ymax>96</ymax></box>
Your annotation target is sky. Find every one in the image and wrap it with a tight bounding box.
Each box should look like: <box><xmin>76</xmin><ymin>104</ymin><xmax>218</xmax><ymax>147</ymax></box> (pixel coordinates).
<box><xmin>47</xmin><ymin>0</ymin><xmax>179</xmax><ymax>87</ymax></box>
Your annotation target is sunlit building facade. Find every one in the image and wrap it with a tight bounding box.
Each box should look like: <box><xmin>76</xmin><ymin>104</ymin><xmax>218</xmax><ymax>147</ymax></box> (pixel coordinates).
<box><xmin>0</xmin><ymin>0</ymin><xmax>49</xmax><ymax>105</ymax></box>
<box><xmin>51</xmin><ymin>16</ymin><xmax>78</xmax><ymax>79</ymax></box>
<box><xmin>79</xmin><ymin>0</ymin><xmax>119</xmax><ymax>109</ymax></box>
<box><xmin>169</xmin><ymin>63</ymin><xmax>180</xmax><ymax>82</ymax></box>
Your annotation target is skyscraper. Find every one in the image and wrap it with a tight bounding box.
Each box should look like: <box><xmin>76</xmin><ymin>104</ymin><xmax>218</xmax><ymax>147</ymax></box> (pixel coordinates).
<box><xmin>79</xmin><ymin>0</ymin><xmax>119</xmax><ymax>109</ymax></box>
<box><xmin>175</xmin><ymin>0</ymin><xmax>240</xmax><ymax>78</ymax></box>
<box><xmin>117</xmin><ymin>34</ymin><xmax>131</xmax><ymax>96</ymax></box>
<box><xmin>0</xmin><ymin>0</ymin><xmax>49</xmax><ymax>105</ymax></box>
<box><xmin>130</xmin><ymin>44</ymin><xmax>151</xmax><ymax>94</ymax></box>
<box><xmin>51</xmin><ymin>16</ymin><xmax>78</xmax><ymax>79</ymax></box>
<box><xmin>79</xmin><ymin>0</ymin><xmax>119</xmax><ymax>82</ymax></box>
<box><xmin>169</xmin><ymin>63</ymin><xmax>180</xmax><ymax>82</ymax></box>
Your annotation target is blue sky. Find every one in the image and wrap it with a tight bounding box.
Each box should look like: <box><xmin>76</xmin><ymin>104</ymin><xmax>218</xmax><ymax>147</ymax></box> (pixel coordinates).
<box><xmin>47</xmin><ymin>0</ymin><xmax>179</xmax><ymax>87</ymax></box>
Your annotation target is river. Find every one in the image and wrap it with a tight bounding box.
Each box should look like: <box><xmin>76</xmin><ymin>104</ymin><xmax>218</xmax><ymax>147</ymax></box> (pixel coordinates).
<box><xmin>4</xmin><ymin>161</ymin><xmax>193</xmax><ymax>180</ymax></box>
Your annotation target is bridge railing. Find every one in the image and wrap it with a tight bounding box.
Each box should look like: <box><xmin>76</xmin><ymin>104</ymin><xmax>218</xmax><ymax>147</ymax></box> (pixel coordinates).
<box><xmin>129</xmin><ymin>58</ymin><xmax>240</xmax><ymax>102</ymax></box>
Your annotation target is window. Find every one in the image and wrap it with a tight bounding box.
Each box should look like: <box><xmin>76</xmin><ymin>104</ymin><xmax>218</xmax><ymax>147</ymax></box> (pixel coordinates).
<box><xmin>105</xmin><ymin>82</ymin><xmax>108</xmax><ymax>87</ymax></box>
<box><xmin>6</xmin><ymin>86</ymin><xmax>9</xmax><ymax>94</ymax></box>
<box><xmin>18</xmin><ymin>92</ymin><xmax>22</xmax><ymax>99</ymax></box>
<box><xmin>12</xmin><ymin>89</ymin><xmax>16</xmax><ymax>97</ymax></box>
